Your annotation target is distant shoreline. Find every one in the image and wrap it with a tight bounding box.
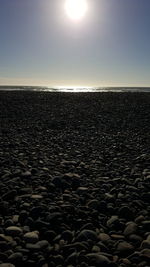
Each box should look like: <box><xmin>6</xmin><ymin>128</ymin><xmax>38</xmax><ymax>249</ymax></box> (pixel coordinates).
<box><xmin>0</xmin><ymin>86</ymin><xmax>150</xmax><ymax>93</ymax></box>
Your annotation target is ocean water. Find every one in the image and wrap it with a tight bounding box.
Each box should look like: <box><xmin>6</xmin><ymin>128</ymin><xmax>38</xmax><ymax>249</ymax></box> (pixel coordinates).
<box><xmin>0</xmin><ymin>86</ymin><xmax>150</xmax><ymax>92</ymax></box>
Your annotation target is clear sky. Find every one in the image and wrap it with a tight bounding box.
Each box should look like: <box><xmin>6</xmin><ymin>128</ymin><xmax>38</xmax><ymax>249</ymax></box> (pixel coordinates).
<box><xmin>0</xmin><ymin>0</ymin><xmax>150</xmax><ymax>87</ymax></box>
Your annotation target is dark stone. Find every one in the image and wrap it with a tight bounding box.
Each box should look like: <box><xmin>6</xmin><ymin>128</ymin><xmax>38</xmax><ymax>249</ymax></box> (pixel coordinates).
<box><xmin>29</xmin><ymin>206</ymin><xmax>44</xmax><ymax>219</ymax></box>
<box><xmin>34</xmin><ymin>220</ymin><xmax>50</xmax><ymax>229</ymax></box>
<box><xmin>117</xmin><ymin>241</ymin><xmax>134</xmax><ymax>256</ymax></box>
<box><xmin>76</xmin><ymin>229</ymin><xmax>97</xmax><ymax>241</ymax></box>
<box><xmin>86</xmin><ymin>253</ymin><xmax>111</xmax><ymax>266</ymax></box>
<box><xmin>43</xmin><ymin>230</ymin><xmax>56</xmax><ymax>242</ymax></box>
<box><xmin>123</xmin><ymin>222</ymin><xmax>137</xmax><ymax>236</ymax></box>
<box><xmin>2</xmin><ymin>190</ymin><xmax>17</xmax><ymax>201</ymax></box>
<box><xmin>0</xmin><ymin>201</ymin><xmax>9</xmax><ymax>215</ymax></box>
<box><xmin>18</xmin><ymin>210</ymin><xmax>28</xmax><ymax>224</ymax></box>
<box><xmin>65</xmin><ymin>252</ymin><xmax>78</xmax><ymax>265</ymax></box>
<box><xmin>61</xmin><ymin>230</ymin><xmax>73</xmax><ymax>242</ymax></box>
<box><xmin>4</xmin><ymin>219</ymin><xmax>14</xmax><ymax>227</ymax></box>
<box><xmin>142</xmin><ymin>221</ymin><xmax>150</xmax><ymax>231</ymax></box>
<box><xmin>141</xmin><ymin>193</ymin><xmax>150</xmax><ymax>203</ymax></box>
<box><xmin>0</xmin><ymin>252</ymin><xmax>8</xmax><ymax>261</ymax></box>
<box><xmin>118</xmin><ymin>206</ymin><xmax>134</xmax><ymax>219</ymax></box>
<box><xmin>0</xmin><ymin>241</ymin><xmax>10</xmax><ymax>251</ymax></box>
<box><xmin>51</xmin><ymin>176</ymin><xmax>62</xmax><ymax>188</ymax></box>
<box><xmin>8</xmin><ymin>252</ymin><xmax>23</xmax><ymax>264</ymax></box>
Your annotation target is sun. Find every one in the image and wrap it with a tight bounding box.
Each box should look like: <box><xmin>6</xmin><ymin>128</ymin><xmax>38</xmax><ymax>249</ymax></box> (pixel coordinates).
<box><xmin>65</xmin><ymin>0</ymin><xmax>88</xmax><ymax>21</ymax></box>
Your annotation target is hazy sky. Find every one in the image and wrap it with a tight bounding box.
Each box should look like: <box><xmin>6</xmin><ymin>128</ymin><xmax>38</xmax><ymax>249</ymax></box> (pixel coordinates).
<box><xmin>0</xmin><ymin>0</ymin><xmax>150</xmax><ymax>87</ymax></box>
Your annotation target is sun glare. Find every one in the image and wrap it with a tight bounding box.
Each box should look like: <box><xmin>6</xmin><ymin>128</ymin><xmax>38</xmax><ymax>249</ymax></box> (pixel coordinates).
<box><xmin>65</xmin><ymin>0</ymin><xmax>88</xmax><ymax>21</ymax></box>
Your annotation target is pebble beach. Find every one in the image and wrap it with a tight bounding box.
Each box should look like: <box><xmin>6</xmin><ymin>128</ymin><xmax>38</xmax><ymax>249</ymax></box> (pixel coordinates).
<box><xmin>0</xmin><ymin>91</ymin><xmax>150</xmax><ymax>267</ymax></box>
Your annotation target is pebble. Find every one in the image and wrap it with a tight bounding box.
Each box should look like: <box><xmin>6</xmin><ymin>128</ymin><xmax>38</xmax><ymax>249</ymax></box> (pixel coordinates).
<box><xmin>87</xmin><ymin>199</ymin><xmax>99</xmax><ymax>209</ymax></box>
<box><xmin>98</xmin><ymin>233</ymin><xmax>111</xmax><ymax>242</ymax></box>
<box><xmin>76</xmin><ymin>229</ymin><xmax>97</xmax><ymax>241</ymax></box>
<box><xmin>0</xmin><ymin>241</ymin><xmax>9</xmax><ymax>251</ymax></box>
<box><xmin>77</xmin><ymin>187</ymin><xmax>88</xmax><ymax>194</ymax></box>
<box><xmin>128</xmin><ymin>234</ymin><xmax>143</xmax><ymax>244</ymax></box>
<box><xmin>8</xmin><ymin>252</ymin><xmax>23</xmax><ymax>263</ymax></box>
<box><xmin>141</xmin><ymin>220</ymin><xmax>150</xmax><ymax>231</ymax></box>
<box><xmin>86</xmin><ymin>253</ymin><xmax>111</xmax><ymax>266</ymax></box>
<box><xmin>0</xmin><ymin>234</ymin><xmax>13</xmax><ymax>242</ymax></box>
<box><xmin>107</xmin><ymin>216</ymin><xmax>119</xmax><ymax>228</ymax></box>
<box><xmin>21</xmin><ymin>171</ymin><xmax>31</xmax><ymax>178</ymax></box>
<box><xmin>140</xmin><ymin>248</ymin><xmax>150</xmax><ymax>258</ymax></box>
<box><xmin>65</xmin><ymin>251</ymin><xmax>78</xmax><ymax>265</ymax></box>
<box><xmin>61</xmin><ymin>230</ymin><xmax>73</xmax><ymax>242</ymax></box>
<box><xmin>31</xmin><ymin>194</ymin><xmax>43</xmax><ymax>199</ymax></box>
<box><xmin>135</xmin><ymin>215</ymin><xmax>145</xmax><ymax>224</ymax></box>
<box><xmin>29</xmin><ymin>206</ymin><xmax>44</xmax><ymax>218</ymax></box>
<box><xmin>23</xmin><ymin>231</ymin><xmax>39</xmax><ymax>243</ymax></box>
<box><xmin>5</xmin><ymin>226</ymin><xmax>22</xmax><ymax>236</ymax></box>
<box><xmin>92</xmin><ymin>245</ymin><xmax>101</xmax><ymax>253</ymax></box>
<box><xmin>0</xmin><ymin>252</ymin><xmax>8</xmax><ymax>262</ymax></box>
<box><xmin>26</xmin><ymin>243</ymin><xmax>40</xmax><ymax>251</ymax></box>
<box><xmin>123</xmin><ymin>222</ymin><xmax>137</xmax><ymax>236</ymax></box>
<box><xmin>140</xmin><ymin>240</ymin><xmax>150</xmax><ymax>249</ymax></box>
<box><xmin>36</xmin><ymin>240</ymin><xmax>50</xmax><ymax>249</ymax></box>
<box><xmin>2</xmin><ymin>190</ymin><xmax>17</xmax><ymax>201</ymax></box>
<box><xmin>111</xmin><ymin>234</ymin><xmax>125</xmax><ymax>240</ymax></box>
<box><xmin>0</xmin><ymin>264</ymin><xmax>15</xmax><ymax>267</ymax></box>
<box><xmin>117</xmin><ymin>241</ymin><xmax>134</xmax><ymax>255</ymax></box>
<box><xmin>118</xmin><ymin>206</ymin><xmax>134</xmax><ymax>219</ymax></box>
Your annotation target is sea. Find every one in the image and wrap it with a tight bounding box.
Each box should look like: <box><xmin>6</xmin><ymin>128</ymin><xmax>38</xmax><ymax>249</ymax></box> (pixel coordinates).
<box><xmin>0</xmin><ymin>86</ymin><xmax>150</xmax><ymax>93</ymax></box>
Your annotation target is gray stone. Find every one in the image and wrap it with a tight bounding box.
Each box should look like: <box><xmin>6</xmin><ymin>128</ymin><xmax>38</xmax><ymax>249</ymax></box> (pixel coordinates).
<box><xmin>26</xmin><ymin>243</ymin><xmax>40</xmax><ymax>251</ymax></box>
<box><xmin>6</xmin><ymin>226</ymin><xmax>22</xmax><ymax>236</ymax></box>
<box><xmin>31</xmin><ymin>194</ymin><xmax>43</xmax><ymax>199</ymax></box>
<box><xmin>98</xmin><ymin>233</ymin><xmax>111</xmax><ymax>242</ymax></box>
<box><xmin>77</xmin><ymin>187</ymin><xmax>88</xmax><ymax>194</ymax></box>
<box><xmin>0</xmin><ymin>234</ymin><xmax>13</xmax><ymax>242</ymax></box>
<box><xmin>140</xmin><ymin>248</ymin><xmax>150</xmax><ymax>258</ymax></box>
<box><xmin>36</xmin><ymin>240</ymin><xmax>49</xmax><ymax>249</ymax></box>
<box><xmin>21</xmin><ymin>171</ymin><xmax>31</xmax><ymax>178</ymax></box>
<box><xmin>23</xmin><ymin>231</ymin><xmax>39</xmax><ymax>243</ymax></box>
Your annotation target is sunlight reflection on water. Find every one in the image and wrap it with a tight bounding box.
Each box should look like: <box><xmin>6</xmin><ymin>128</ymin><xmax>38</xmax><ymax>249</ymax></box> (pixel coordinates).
<box><xmin>0</xmin><ymin>86</ymin><xmax>150</xmax><ymax>92</ymax></box>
